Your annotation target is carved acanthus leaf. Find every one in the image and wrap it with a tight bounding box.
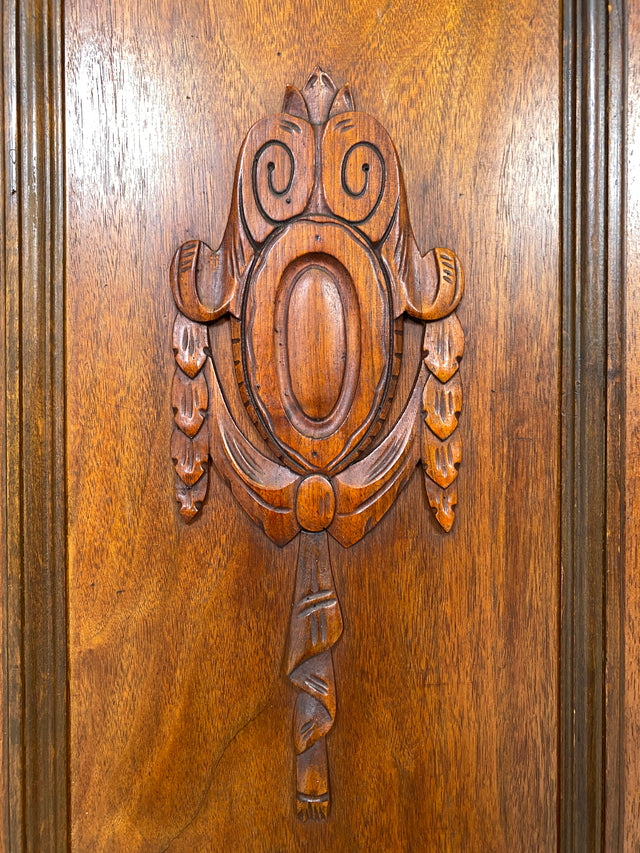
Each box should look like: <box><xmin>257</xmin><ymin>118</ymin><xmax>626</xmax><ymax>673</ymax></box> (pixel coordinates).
<box><xmin>172</xmin><ymin>369</ymin><xmax>208</xmax><ymax>437</ymax></box>
<box><xmin>171</xmin><ymin>427</ymin><xmax>209</xmax><ymax>487</ymax></box>
<box><xmin>421</xmin><ymin>430</ymin><xmax>461</xmax><ymax>489</ymax></box>
<box><xmin>172</xmin><ymin>313</ymin><xmax>209</xmax><ymax>378</ymax></box>
<box><xmin>422</xmin><ymin>372</ymin><xmax>462</xmax><ymax>439</ymax></box>
<box><xmin>175</xmin><ymin>474</ymin><xmax>208</xmax><ymax>523</ymax></box>
<box><xmin>423</xmin><ymin>478</ymin><xmax>458</xmax><ymax>533</ymax></box>
<box><xmin>422</xmin><ymin>313</ymin><xmax>465</xmax><ymax>382</ymax></box>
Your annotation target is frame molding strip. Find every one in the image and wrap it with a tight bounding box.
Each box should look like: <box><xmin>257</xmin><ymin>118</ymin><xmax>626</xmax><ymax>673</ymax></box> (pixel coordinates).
<box><xmin>560</xmin><ymin>0</ymin><xmax>626</xmax><ymax>849</ymax></box>
<box><xmin>1</xmin><ymin>0</ymin><xmax>68</xmax><ymax>849</ymax></box>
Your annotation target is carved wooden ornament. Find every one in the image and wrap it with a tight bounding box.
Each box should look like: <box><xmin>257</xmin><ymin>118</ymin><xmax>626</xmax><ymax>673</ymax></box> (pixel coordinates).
<box><xmin>170</xmin><ymin>68</ymin><xmax>464</xmax><ymax>820</ymax></box>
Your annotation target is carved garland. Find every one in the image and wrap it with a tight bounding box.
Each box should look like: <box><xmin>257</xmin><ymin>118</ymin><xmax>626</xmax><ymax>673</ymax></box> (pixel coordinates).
<box><xmin>170</xmin><ymin>68</ymin><xmax>464</xmax><ymax>819</ymax></box>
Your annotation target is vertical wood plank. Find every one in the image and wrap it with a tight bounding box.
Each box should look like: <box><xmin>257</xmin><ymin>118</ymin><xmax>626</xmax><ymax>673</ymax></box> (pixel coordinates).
<box><xmin>66</xmin><ymin>0</ymin><xmax>560</xmax><ymax>849</ymax></box>
<box><xmin>0</xmin><ymin>0</ymin><xmax>630</xmax><ymax>847</ymax></box>
<box><xmin>624</xmin><ymin>0</ymin><xmax>640</xmax><ymax>847</ymax></box>
<box><xmin>1</xmin><ymin>0</ymin><xmax>68</xmax><ymax>849</ymax></box>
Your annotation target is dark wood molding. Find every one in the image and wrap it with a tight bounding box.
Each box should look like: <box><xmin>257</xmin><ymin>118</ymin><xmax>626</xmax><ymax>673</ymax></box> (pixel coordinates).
<box><xmin>560</xmin><ymin>0</ymin><xmax>626</xmax><ymax>849</ymax></box>
<box><xmin>1</xmin><ymin>0</ymin><xmax>68</xmax><ymax>850</ymax></box>
<box><xmin>604</xmin><ymin>1</ymin><xmax>627</xmax><ymax>844</ymax></box>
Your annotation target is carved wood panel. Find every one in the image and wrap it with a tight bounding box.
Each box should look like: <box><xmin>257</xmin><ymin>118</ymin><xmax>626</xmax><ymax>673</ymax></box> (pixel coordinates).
<box><xmin>63</xmin><ymin>0</ymin><xmax>571</xmax><ymax>846</ymax></box>
<box><xmin>170</xmin><ymin>69</ymin><xmax>464</xmax><ymax>818</ymax></box>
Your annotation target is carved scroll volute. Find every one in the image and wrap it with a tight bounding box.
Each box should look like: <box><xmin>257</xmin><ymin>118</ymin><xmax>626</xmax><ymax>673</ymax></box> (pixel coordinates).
<box><xmin>170</xmin><ymin>68</ymin><xmax>465</xmax><ymax>820</ymax></box>
<box><xmin>238</xmin><ymin>114</ymin><xmax>315</xmax><ymax>244</ymax></box>
<box><xmin>321</xmin><ymin>111</ymin><xmax>401</xmax><ymax>243</ymax></box>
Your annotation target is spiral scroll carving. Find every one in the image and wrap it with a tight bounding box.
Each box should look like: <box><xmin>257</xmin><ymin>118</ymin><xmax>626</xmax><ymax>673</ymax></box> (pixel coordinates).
<box><xmin>240</xmin><ymin>114</ymin><xmax>314</xmax><ymax>244</ymax></box>
<box><xmin>321</xmin><ymin>112</ymin><xmax>400</xmax><ymax>242</ymax></box>
<box><xmin>340</xmin><ymin>141</ymin><xmax>385</xmax><ymax>209</ymax></box>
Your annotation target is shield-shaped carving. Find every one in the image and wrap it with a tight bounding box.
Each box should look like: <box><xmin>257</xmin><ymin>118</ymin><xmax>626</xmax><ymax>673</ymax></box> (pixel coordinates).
<box><xmin>170</xmin><ymin>68</ymin><xmax>464</xmax><ymax>818</ymax></box>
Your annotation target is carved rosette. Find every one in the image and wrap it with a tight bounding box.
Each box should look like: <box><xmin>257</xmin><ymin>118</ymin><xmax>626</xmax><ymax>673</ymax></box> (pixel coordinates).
<box><xmin>170</xmin><ymin>68</ymin><xmax>464</xmax><ymax>819</ymax></box>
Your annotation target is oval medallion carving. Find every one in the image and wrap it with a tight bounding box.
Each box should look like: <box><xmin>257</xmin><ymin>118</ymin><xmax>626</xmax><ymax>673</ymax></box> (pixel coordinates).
<box><xmin>285</xmin><ymin>259</ymin><xmax>347</xmax><ymax>420</ymax></box>
<box><xmin>242</xmin><ymin>218</ymin><xmax>391</xmax><ymax>473</ymax></box>
<box><xmin>274</xmin><ymin>252</ymin><xmax>361</xmax><ymax>441</ymax></box>
<box><xmin>170</xmin><ymin>68</ymin><xmax>465</xmax><ymax>820</ymax></box>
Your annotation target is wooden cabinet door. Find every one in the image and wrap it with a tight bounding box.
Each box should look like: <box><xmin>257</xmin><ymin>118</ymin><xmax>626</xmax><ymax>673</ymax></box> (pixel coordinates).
<box><xmin>2</xmin><ymin>0</ymin><xmax>633</xmax><ymax>850</ymax></box>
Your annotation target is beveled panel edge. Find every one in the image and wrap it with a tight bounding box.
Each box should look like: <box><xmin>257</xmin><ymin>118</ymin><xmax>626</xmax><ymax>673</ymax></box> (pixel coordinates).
<box><xmin>560</xmin><ymin>0</ymin><xmax>627</xmax><ymax>849</ymax></box>
<box><xmin>1</xmin><ymin>1</ymin><xmax>68</xmax><ymax>850</ymax></box>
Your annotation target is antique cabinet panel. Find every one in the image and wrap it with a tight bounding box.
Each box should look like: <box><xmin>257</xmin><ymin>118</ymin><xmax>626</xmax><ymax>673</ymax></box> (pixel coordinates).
<box><xmin>0</xmin><ymin>0</ymin><xmax>631</xmax><ymax>850</ymax></box>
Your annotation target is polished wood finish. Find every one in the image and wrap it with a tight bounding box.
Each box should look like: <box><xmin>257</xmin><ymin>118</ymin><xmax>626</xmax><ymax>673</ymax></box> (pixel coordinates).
<box><xmin>624</xmin><ymin>2</ymin><xmax>639</xmax><ymax>848</ymax></box>
<box><xmin>65</xmin><ymin>2</ymin><xmax>560</xmax><ymax>843</ymax></box>
<box><xmin>1</xmin><ymin>0</ymin><xmax>633</xmax><ymax>849</ymax></box>
<box><xmin>559</xmin><ymin>3</ymin><xmax>627</xmax><ymax>848</ymax></box>
<box><xmin>1</xmin><ymin>1</ymin><xmax>68</xmax><ymax>850</ymax></box>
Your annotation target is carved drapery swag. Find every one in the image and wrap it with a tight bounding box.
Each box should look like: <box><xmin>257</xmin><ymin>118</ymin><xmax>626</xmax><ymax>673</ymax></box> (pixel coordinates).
<box><xmin>170</xmin><ymin>68</ymin><xmax>464</xmax><ymax>819</ymax></box>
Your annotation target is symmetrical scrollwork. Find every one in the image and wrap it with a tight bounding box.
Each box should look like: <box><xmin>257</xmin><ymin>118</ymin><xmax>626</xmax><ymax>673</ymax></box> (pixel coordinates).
<box><xmin>170</xmin><ymin>68</ymin><xmax>465</xmax><ymax>819</ymax></box>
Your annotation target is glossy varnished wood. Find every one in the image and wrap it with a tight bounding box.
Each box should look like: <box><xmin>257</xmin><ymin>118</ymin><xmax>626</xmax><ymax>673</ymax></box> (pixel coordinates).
<box><xmin>169</xmin><ymin>69</ymin><xmax>465</xmax><ymax>817</ymax></box>
<box><xmin>1</xmin><ymin>1</ymin><xmax>68</xmax><ymax>849</ymax></box>
<box><xmin>625</xmin><ymin>2</ymin><xmax>639</xmax><ymax>847</ymax></box>
<box><xmin>560</xmin><ymin>3</ymin><xmax>628</xmax><ymax>848</ymax></box>
<box><xmin>4</xmin><ymin>0</ymin><xmax>633</xmax><ymax>848</ymax></box>
<box><xmin>65</xmin><ymin>1</ymin><xmax>562</xmax><ymax>848</ymax></box>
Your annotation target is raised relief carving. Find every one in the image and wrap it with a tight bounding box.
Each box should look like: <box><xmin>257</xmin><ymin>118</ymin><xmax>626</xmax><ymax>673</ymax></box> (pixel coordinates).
<box><xmin>170</xmin><ymin>68</ymin><xmax>465</xmax><ymax>819</ymax></box>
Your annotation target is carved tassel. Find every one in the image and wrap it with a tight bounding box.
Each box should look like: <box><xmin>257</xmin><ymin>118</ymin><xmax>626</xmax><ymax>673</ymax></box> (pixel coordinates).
<box><xmin>171</xmin><ymin>313</ymin><xmax>210</xmax><ymax>521</ymax></box>
<box><xmin>421</xmin><ymin>313</ymin><xmax>464</xmax><ymax>530</ymax></box>
<box><xmin>285</xmin><ymin>532</ymin><xmax>343</xmax><ymax>819</ymax></box>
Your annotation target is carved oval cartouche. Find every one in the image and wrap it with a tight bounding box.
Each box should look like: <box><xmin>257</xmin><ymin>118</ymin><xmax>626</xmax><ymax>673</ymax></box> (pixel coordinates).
<box><xmin>243</xmin><ymin>218</ymin><xmax>389</xmax><ymax>472</ymax></box>
<box><xmin>273</xmin><ymin>250</ymin><xmax>361</xmax><ymax>446</ymax></box>
<box><xmin>285</xmin><ymin>259</ymin><xmax>347</xmax><ymax>420</ymax></box>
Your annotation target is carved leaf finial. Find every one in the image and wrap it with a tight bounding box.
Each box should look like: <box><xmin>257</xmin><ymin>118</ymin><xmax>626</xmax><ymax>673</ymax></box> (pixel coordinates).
<box><xmin>282</xmin><ymin>67</ymin><xmax>355</xmax><ymax>125</ymax></box>
<box><xmin>301</xmin><ymin>67</ymin><xmax>338</xmax><ymax>124</ymax></box>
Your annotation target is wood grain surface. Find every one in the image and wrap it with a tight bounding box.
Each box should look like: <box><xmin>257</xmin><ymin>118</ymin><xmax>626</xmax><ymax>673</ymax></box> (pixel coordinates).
<box><xmin>65</xmin><ymin>0</ymin><xmax>559</xmax><ymax>849</ymax></box>
<box><xmin>625</xmin><ymin>1</ymin><xmax>640</xmax><ymax>846</ymax></box>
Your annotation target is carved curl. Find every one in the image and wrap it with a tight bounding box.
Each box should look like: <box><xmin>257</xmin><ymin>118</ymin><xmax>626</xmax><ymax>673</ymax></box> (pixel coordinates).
<box><xmin>239</xmin><ymin>114</ymin><xmax>315</xmax><ymax>245</ymax></box>
<box><xmin>321</xmin><ymin>112</ymin><xmax>400</xmax><ymax>243</ymax></box>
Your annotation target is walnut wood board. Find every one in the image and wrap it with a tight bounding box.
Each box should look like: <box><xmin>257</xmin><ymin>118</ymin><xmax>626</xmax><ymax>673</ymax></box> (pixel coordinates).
<box><xmin>64</xmin><ymin>1</ymin><xmax>561</xmax><ymax>849</ymax></box>
<box><xmin>2</xmin><ymin>0</ymin><xmax>632</xmax><ymax>849</ymax></box>
<box><xmin>624</xmin><ymin>2</ymin><xmax>640</xmax><ymax>847</ymax></box>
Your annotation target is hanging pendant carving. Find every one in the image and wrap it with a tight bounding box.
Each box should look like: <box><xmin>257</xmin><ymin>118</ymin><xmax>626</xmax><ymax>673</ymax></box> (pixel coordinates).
<box><xmin>170</xmin><ymin>68</ymin><xmax>464</xmax><ymax>819</ymax></box>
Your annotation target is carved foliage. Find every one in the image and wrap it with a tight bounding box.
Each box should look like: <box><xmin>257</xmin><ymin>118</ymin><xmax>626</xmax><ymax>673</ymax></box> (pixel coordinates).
<box><xmin>171</xmin><ymin>312</ymin><xmax>210</xmax><ymax>521</ymax></box>
<box><xmin>421</xmin><ymin>309</ymin><xmax>465</xmax><ymax>531</ymax></box>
